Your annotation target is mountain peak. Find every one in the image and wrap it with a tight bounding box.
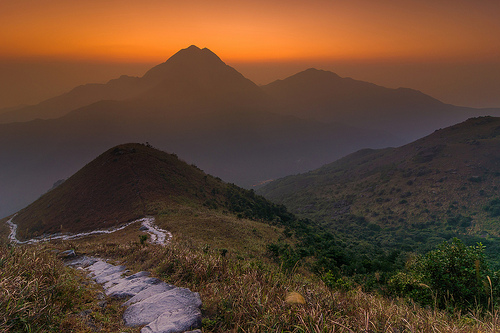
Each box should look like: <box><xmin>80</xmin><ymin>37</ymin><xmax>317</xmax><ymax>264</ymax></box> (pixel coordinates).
<box><xmin>142</xmin><ymin>45</ymin><xmax>225</xmax><ymax>83</ymax></box>
<box><xmin>137</xmin><ymin>45</ymin><xmax>263</xmax><ymax>106</ymax></box>
<box><xmin>297</xmin><ymin>68</ymin><xmax>341</xmax><ymax>79</ymax></box>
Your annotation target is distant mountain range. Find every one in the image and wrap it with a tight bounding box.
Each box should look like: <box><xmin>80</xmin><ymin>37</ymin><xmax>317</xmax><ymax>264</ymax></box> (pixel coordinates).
<box><xmin>1</xmin><ymin>45</ymin><xmax>499</xmax><ymax>219</ymax></box>
<box><xmin>258</xmin><ymin>116</ymin><xmax>500</xmax><ymax>240</ymax></box>
<box><xmin>262</xmin><ymin>68</ymin><xmax>500</xmax><ymax>140</ymax></box>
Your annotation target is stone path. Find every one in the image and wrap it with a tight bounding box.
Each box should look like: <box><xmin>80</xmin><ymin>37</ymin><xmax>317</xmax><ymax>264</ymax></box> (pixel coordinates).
<box><xmin>68</xmin><ymin>256</ymin><xmax>202</xmax><ymax>333</ymax></box>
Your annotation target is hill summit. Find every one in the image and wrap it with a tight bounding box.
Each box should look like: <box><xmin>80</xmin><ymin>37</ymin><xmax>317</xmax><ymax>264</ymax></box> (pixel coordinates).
<box><xmin>12</xmin><ymin>143</ymin><xmax>231</xmax><ymax>240</ymax></box>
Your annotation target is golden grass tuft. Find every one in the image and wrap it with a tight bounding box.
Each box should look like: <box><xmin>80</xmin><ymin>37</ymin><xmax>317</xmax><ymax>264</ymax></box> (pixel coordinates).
<box><xmin>286</xmin><ymin>291</ymin><xmax>306</xmax><ymax>305</ymax></box>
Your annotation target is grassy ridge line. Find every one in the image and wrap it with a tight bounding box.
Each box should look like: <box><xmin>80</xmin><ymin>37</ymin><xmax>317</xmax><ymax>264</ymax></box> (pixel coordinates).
<box><xmin>258</xmin><ymin>117</ymin><xmax>500</xmax><ymax>235</ymax></box>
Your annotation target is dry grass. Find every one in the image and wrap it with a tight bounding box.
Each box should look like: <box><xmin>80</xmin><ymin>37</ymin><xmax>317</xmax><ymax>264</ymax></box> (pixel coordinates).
<box><xmin>155</xmin><ymin>207</ymin><xmax>286</xmax><ymax>256</ymax></box>
<box><xmin>64</xmin><ymin>237</ymin><xmax>500</xmax><ymax>332</ymax></box>
<box><xmin>0</xmin><ymin>243</ymin><xmax>141</xmax><ymax>333</ymax></box>
<box><xmin>3</xmin><ymin>211</ymin><xmax>498</xmax><ymax>332</ymax></box>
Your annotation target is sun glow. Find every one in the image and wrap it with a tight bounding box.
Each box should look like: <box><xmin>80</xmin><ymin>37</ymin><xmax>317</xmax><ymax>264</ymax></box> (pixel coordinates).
<box><xmin>1</xmin><ymin>0</ymin><xmax>498</xmax><ymax>63</ymax></box>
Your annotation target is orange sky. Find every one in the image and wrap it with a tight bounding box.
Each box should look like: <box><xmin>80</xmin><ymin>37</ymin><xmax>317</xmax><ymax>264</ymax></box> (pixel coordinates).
<box><xmin>0</xmin><ymin>0</ymin><xmax>499</xmax><ymax>108</ymax></box>
<box><xmin>1</xmin><ymin>0</ymin><xmax>499</xmax><ymax>63</ymax></box>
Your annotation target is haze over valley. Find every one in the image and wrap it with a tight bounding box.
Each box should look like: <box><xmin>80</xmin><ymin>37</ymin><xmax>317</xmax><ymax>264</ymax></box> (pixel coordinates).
<box><xmin>1</xmin><ymin>46</ymin><xmax>499</xmax><ymax>219</ymax></box>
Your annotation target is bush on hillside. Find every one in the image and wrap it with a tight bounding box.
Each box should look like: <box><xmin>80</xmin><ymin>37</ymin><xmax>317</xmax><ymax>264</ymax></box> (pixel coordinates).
<box><xmin>389</xmin><ymin>238</ymin><xmax>494</xmax><ymax>311</ymax></box>
<box><xmin>484</xmin><ymin>198</ymin><xmax>500</xmax><ymax>217</ymax></box>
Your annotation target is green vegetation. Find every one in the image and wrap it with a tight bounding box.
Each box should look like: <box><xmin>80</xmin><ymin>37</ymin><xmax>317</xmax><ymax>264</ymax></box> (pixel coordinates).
<box><xmin>484</xmin><ymin>198</ymin><xmax>500</xmax><ymax>217</ymax></box>
<box><xmin>256</xmin><ymin>117</ymin><xmax>500</xmax><ymax>314</ymax></box>
<box><xmin>390</xmin><ymin>238</ymin><xmax>495</xmax><ymax>311</ymax></box>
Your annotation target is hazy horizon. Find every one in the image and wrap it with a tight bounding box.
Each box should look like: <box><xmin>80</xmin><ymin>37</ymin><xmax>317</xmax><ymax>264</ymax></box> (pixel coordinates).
<box><xmin>1</xmin><ymin>0</ymin><xmax>499</xmax><ymax>110</ymax></box>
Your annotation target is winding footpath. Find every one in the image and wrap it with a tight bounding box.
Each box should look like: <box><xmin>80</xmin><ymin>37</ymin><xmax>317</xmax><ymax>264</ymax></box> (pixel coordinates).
<box><xmin>7</xmin><ymin>215</ymin><xmax>172</xmax><ymax>245</ymax></box>
<box><xmin>6</xmin><ymin>215</ymin><xmax>201</xmax><ymax>333</ymax></box>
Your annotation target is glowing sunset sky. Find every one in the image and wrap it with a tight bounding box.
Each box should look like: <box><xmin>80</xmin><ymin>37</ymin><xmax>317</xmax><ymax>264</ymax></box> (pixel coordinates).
<box><xmin>1</xmin><ymin>0</ymin><xmax>499</xmax><ymax>108</ymax></box>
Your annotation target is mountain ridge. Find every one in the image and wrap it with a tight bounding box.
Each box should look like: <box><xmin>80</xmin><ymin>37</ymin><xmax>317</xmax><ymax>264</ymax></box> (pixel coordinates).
<box><xmin>258</xmin><ymin>116</ymin><xmax>500</xmax><ymax>238</ymax></box>
<box><xmin>0</xmin><ymin>45</ymin><xmax>267</xmax><ymax>123</ymax></box>
<box><xmin>1</xmin><ymin>45</ymin><xmax>499</xmax><ymax>220</ymax></box>
<box><xmin>261</xmin><ymin>67</ymin><xmax>489</xmax><ymax>140</ymax></box>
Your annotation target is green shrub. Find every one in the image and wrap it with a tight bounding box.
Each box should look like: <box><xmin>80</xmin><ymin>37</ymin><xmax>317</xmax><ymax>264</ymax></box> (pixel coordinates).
<box><xmin>389</xmin><ymin>238</ymin><xmax>492</xmax><ymax>311</ymax></box>
<box><xmin>139</xmin><ymin>234</ymin><xmax>148</xmax><ymax>245</ymax></box>
<box><xmin>484</xmin><ymin>198</ymin><xmax>500</xmax><ymax>217</ymax></box>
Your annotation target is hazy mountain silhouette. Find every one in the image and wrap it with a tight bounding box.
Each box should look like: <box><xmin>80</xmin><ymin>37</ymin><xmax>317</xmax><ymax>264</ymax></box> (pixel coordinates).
<box><xmin>2</xmin><ymin>45</ymin><xmax>499</xmax><ymax>219</ymax></box>
<box><xmin>0</xmin><ymin>46</ymin><xmax>268</xmax><ymax>123</ymax></box>
<box><xmin>263</xmin><ymin>68</ymin><xmax>500</xmax><ymax>140</ymax></box>
<box><xmin>139</xmin><ymin>46</ymin><xmax>268</xmax><ymax>109</ymax></box>
<box><xmin>0</xmin><ymin>75</ymin><xmax>149</xmax><ymax>123</ymax></box>
<box><xmin>0</xmin><ymin>46</ymin><xmax>400</xmax><ymax>219</ymax></box>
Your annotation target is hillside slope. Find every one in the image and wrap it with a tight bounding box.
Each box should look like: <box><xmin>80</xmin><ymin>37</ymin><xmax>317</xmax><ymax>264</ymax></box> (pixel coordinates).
<box><xmin>11</xmin><ymin>143</ymin><xmax>288</xmax><ymax>249</ymax></box>
<box><xmin>259</xmin><ymin>117</ymin><xmax>500</xmax><ymax>248</ymax></box>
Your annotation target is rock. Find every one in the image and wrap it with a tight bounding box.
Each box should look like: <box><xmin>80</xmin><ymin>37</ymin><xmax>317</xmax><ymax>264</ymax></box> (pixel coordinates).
<box><xmin>66</xmin><ymin>256</ymin><xmax>98</xmax><ymax>268</ymax></box>
<box><xmin>72</xmin><ymin>257</ymin><xmax>202</xmax><ymax>333</ymax></box>
<box><xmin>92</xmin><ymin>263</ymin><xmax>126</xmax><ymax>277</ymax></box>
<box><xmin>123</xmin><ymin>282</ymin><xmax>176</xmax><ymax>307</ymax></box>
<box><xmin>95</xmin><ymin>270</ymin><xmax>127</xmax><ymax>284</ymax></box>
<box><xmin>123</xmin><ymin>288</ymin><xmax>202</xmax><ymax>327</ymax></box>
<box><xmin>125</xmin><ymin>271</ymin><xmax>150</xmax><ymax>279</ymax></box>
<box><xmin>139</xmin><ymin>226</ymin><xmax>149</xmax><ymax>231</ymax></box>
<box><xmin>79</xmin><ymin>309</ymin><xmax>92</xmax><ymax>317</ymax></box>
<box><xmin>106</xmin><ymin>276</ymin><xmax>163</xmax><ymax>299</ymax></box>
<box><xmin>60</xmin><ymin>249</ymin><xmax>76</xmax><ymax>258</ymax></box>
<box><xmin>86</xmin><ymin>260</ymin><xmax>115</xmax><ymax>275</ymax></box>
<box><xmin>141</xmin><ymin>306</ymin><xmax>202</xmax><ymax>333</ymax></box>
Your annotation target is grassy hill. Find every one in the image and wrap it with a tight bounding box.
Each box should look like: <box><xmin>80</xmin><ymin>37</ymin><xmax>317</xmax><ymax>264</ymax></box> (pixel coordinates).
<box><xmin>11</xmin><ymin>143</ymin><xmax>288</xmax><ymax>255</ymax></box>
<box><xmin>259</xmin><ymin>116</ymin><xmax>500</xmax><ymax>266</ymax></box>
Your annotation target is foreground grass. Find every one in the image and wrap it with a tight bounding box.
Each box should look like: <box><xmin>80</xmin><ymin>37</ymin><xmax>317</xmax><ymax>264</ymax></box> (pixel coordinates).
<box><xmin>67</xmin><ymin>236</ymin><xmax>499</xmax><ymax>332</ymax></box>
<box><xmin>0</xmin><ymin>243</ymin><xmax>140</xmax><ymax>333</ymax></box>
<box><xmin>2</xmin><ymin>227</ymin><xmax>498</xmax><ymax>332</ymax></box>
